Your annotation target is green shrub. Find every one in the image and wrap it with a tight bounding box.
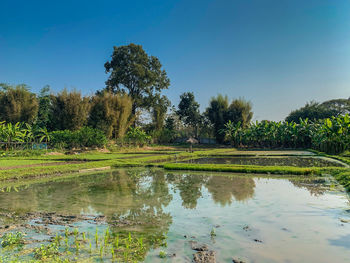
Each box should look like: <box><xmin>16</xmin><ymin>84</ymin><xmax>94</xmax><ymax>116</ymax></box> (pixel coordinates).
<box><xmin>125</xmin><ymin>127</ymin><xmax>151</xmax><ymax>147</ymax></box>
<box><xmin>150</xmin><ymin>128</ymin><xmax>177</xmax><ymax>144</ymax></box>
<box><xmin>34</xmin><ymin>243</ymin><xmax>59</xmax><ymax>260</ymax></box>
<box><xmin>50</xmin><ymin>127</ymin><xmax>107</xmax><ymax>149</ymax></box>
<box><xmin>76</xmin><ymin>127</ymin><xmax>107</xmax><ymax>148</ymax></box>
<box><xmin>1</xmin><ymin>232</ymin><xmax>25</xmax><ymax>247</ymax></box>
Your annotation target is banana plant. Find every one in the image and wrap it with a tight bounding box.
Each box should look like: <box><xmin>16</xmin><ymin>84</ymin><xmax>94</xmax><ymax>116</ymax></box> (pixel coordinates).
<box><xmin>222</xmin><ymin>121</ymin><xmax>241</xmax><ymax>146</ymax></box>
<box><xmin>3</xmin><ymin>122</ymin><xmax>25</xmax><ymax>150</ymax></box>
<box><xmin>222</xmin><ymin>114</ymin><xmax>350</xmax><ymax>154</ymax></box>
<box><xmin>38</xmin><ymin>127</ymin><xmax>51</xmax><ymax>144</ymax></box>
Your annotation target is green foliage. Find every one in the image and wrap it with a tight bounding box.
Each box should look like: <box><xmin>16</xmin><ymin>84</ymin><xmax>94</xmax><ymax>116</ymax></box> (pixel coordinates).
<box><xmin>206</xmin><ymin>95</ymin><xmax>253</xmax><ymax>143</ymax></box>
<box><xmin>150</xmin><ymin>128</ymin><xmax>177</xmax><ymax>144</ymax></box>
<box><xmin>34</xmin><ymin>243</ymin><xmax>59</xmax><ymax>260</ymax></box>
<box><xmin>313</xmin><ymin>115</ymin><xmax>350</xmax><ymax>154</ymax></box>
<box><xmin>49</xmin><ymin>130</ymin><xmax>75</xmax><ymax>149</ymax></box>
<box><xmin>0</xmin><ymin>226</ymin><xmax>168</xmax><ymax>262</ymax></box>
<box><xmin>79</xmin><ymin>127</ymin><xmax>108</xmax><ymax>148</ymax></box>
<box><xmin>163</xmin><ymin>163</ymin><xmax>339</xmax><ymax>175</ymax></box>
<box><xmin>1</xmin><ymin>232</ymin><xmax>25</xmax><ymax>247</ymax></box>
<box><xmin>159</xmin><ymin>250</ymin><xmax>167</xmax><ymax>258</ymax></box>
<box><xmin>0</xmin><ymin>83</ymin><xmax>38</xmax><ymax>124</ymax></box>
<box><xmin>285</xmin><ymin>99</ymin><xmax>350</xmax><ymax>123</ymax></box>
<box><xmin>152</xmin><ymin>94</ymin><xmax>170</xmax><ymax>131</ymax></box>
<box><xmin>223</xmin><ymin>115</ymin><xmax>350</xmax><ymax>154</ymax></box>
<box><xmin>88</xmin><ymin>92</ymin><xmax>135</xmax><ymax>139</ymax></box>
<box><xmin>226</xmin><ymin>98</ymin><xmax>253</xmax><ymax>128</ymax></box>
<box><xmin>165</xmin><ymin>115</ymin><xmax>176</xmax><ymax>131</ymax></box>
<box><xmin>38</xmin><ymin>127</ymin><xmax>51</xmax><ymax>144</ymax></box>
<box><xmin>333</xmin><ymin>170</ymin><xmax>350</xmax><ymax>191</ymax></box>
<box><xmin>104</xmin><ymin>43</ymin><xmax>170</xmax><ymax>114</ymax></box>
<box><xmin>36</xmin><ymin>85</ymin><xmax>52</xmax><ymax>128</ymax></box>
<box><xmin>320</xmin><ymin>98</ymin><xmax>350</xmax><ymax>116</ymax></box>
<box><xmin>125</xmin><ymin>127</ymin><xmax>151</xmax><ymax>146</ymax></box>
<box><xmin>0</xmin><ymin>121</ymin><xmax>44</xmax><ymax>150</ymax></box>
<box><xmin>50</xmin><ymin>127</ymin><xmax>107</xmax><ymax>149</ymax></box>
<box><xmin>0</xmin><ymin>149</ymin><xmax>46</xmax><ymax>157</ymax></box>
<box><xmin>50</xmin><ymin>89</ymin><xmax>90</xmax><ymax>131</ymax></box>
<box><xmin>210</xmin><ymin>228</ymin><xmax>216</xmax><ymax>237</ymax></box>
<box><xmin>206</xmin><ymin>94</ymin><xmax>229</xmax><ymax>143</ymax></box>
<box><xmin>177</xmin><ymin>92</ymin><xmax>201</xmax><ymax>136</ymax></box>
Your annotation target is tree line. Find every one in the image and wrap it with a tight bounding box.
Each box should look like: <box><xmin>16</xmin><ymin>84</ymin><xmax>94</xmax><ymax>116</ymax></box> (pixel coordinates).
<box><xmin>0</xmin><ymin>43</ymin><xmax>349</xmax><ymax>150</ymax></box>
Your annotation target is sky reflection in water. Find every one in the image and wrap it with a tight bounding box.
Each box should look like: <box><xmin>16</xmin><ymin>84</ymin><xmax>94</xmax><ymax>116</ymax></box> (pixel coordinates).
<box><xmin>0</xmin><ymin>168</ymin><xmax>349</xmax><ymax>262</ymax></box>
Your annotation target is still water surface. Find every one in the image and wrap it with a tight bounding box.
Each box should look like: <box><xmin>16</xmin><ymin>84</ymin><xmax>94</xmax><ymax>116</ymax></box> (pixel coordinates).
<box><xmin>0</xmin><ymin>168</ymin><xmax>349</xmax><ymax>262</ymax></box>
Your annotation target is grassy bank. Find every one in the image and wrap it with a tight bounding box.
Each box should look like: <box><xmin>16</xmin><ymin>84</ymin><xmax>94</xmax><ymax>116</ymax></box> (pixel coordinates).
<box><xmin>163</xmin><ymin>163</ymin><xmax>345</xmax><ymax>176</ymax></box>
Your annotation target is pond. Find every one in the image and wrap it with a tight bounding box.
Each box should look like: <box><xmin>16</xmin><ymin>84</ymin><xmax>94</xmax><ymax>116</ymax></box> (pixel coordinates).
<box><xmin>179</xmin><ymin>156</ymin><xmax>347</xmax><ymax>167</ymax></box>
<box><xmin>0</xmin><ymin>168</ymin><xmax>349</xmax><ymax>262</ymax></box>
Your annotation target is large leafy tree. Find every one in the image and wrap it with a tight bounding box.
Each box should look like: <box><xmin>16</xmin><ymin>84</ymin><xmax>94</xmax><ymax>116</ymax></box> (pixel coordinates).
<box><xmin>0</xmin><ymin>83</ymin><xmax>38</xmax><ymax>124</ymax></box>
<box><xmin>206</xmin><ymin>95</ymin><xmax>253</xmax><ymax>142</ymax></box>
<box><xmin>49</xmin><ymin>89</ymin><xmax>90</xmax><ymax>131</ymax></box>
<box><xmin>104</xmin><ymin>43</ymin><xmax>170</xmax><ymax>115</ymax></box>
<box><xmin>285</xmin><ymin>101</ymin><xmax>337</xmax><ymax>123</ymax></box>
<box><xmin>205</xmin><ymin>94</ymin><xmax>230</xmax><ymax>143</ymax></box>
<box><xmin>320</xmin><ymin>98</ymin><xmax>350</xmax><ymax>116</ymax></box>
<box><xmin>226</xmin><ymin>98</ymin><xmax>253</xmax><ymax>128</ymax></box>
<box><xmin>177</xmin><ymin>92</ymin><xmax>201</xmax><ymax>137</ymax></box>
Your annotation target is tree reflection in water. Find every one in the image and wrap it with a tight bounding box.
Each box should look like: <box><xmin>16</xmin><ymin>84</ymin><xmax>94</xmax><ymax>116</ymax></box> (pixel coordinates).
<box><xmin>289</xmin><ymin>178</ymin><xmax>327</xmax><ymax>196</ymax></box>
<box><xmin>167</xmin><ymin>173</ymin><xmax>205</xmax><ymax>209</ymax></box>
<box><xmin>206</xmin><ymin>176</ymin><xmax>256</xmax><ymax>205</ymax></box>
<box><xmin>0</xmin><ymin>168</ymin><xmax>331</xmax><ymax>261</ymax></box>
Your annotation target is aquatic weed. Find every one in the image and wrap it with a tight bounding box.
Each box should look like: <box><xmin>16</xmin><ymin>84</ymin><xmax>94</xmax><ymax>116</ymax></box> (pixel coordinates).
<box><xmin>114</xmin><ymin>235</ymin><xmax>119</xmax><ymax>249</ymax></box>
<box><xmin>137</xmin><ymin>236</ymin><xmax>144</xmax><ymax>249</ymax></box>
<box><xmin>1</xmin><ymin>232</ymin><xmax>25</xmax><ymax>247</ymax></box>
<box><xmin>210</xmin><ymin>228</ymin><xmax>216</xmax><ymax>237</ymax></box>
<box><xmin>99</xmin><ymin>245</ymin><xmax>104</xmax><ymax>258</ymax></box>
<box><xmin>95</xmin><ymin>228</ymin><xmax>99</xmax><ymax>245</ymax></box>
<box><xmin>159</xmin><ymin>250</ymin><xmax>167</xmax><ymax>258</ymax></box>
<box><xmin>34</xmin><ymin>243</ymin><xmax>59</xmax><ymax>260</ymax></box>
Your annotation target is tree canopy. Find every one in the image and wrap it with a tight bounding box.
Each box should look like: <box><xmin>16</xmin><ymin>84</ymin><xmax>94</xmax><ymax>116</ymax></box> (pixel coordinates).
<box><xmin>104</xmin><ymin>43</ymin><xmax>170</xmax><ymax>115</ymax></box>
<box><xmin>205</xmin><ymin>94</ymin><xmax>230</xmax><ymax>143</ymax></box>
<box><xmin>36</xmin><ymin>85</ymin><xmax>52</xmax><ymax>128</ymax></box>
<box><xmin>0</xmin><ymin>83</ymin><xmax>38</xmax><ymax>124</ymax></box>
<box><xmin>151</xmin><ymin>94</ymin><xmax>170</xmax><ymax>131</ymax></box>
<box><xmin>206</xmin><ymin>95</ymin><xmax>253</xmax><ymax>142</ymax></box>
<box><xmin>50</xmin><ymin>89</ymin><xmax>90</xmax><ymax>131</ymax></box>
<box><xmin>88</xmin><ymin>92</ymin><xmax>134</xmax><ymax>139</ymax></box>
<box><xmin>226</xmin><ymin>98</ymin><xmax>253</xmax><ymax>128</ymax></box>
<box><xmin>177</xmin><ymin>92</ymin><xmax>201</xmax><ymax>137</ymax></box>
<box><xmin>285</xmin><ymin>99</ymin><xmax>350</xmax><ymax>123</ymax></box>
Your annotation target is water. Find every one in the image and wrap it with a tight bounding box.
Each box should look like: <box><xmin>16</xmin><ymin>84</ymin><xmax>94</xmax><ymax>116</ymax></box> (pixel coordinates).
<box><xmin>0</xmin><ymin>168</ymin><xmax>349</xmax><ymax>262</ymax></box>
<box><xmin>180</xmin><ymin>156</ymin><xmax>347</xmax><ymax>167</ymax></box>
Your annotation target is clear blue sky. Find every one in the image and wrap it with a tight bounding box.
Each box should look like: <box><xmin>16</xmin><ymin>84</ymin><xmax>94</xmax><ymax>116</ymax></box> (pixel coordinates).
<box><xmin>0</xmin><ymin>0</ymin><xmax>349</xmax><ymax>120</ymax></box>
